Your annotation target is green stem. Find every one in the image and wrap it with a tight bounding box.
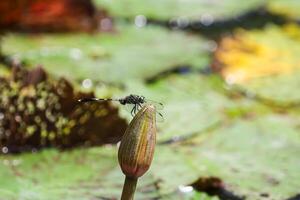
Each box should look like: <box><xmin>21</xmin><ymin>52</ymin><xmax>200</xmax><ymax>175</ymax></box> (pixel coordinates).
<box><xmin>121</xmin><ymin>176</ymin><xmax>138</xmax><ymax>200</ymax></box>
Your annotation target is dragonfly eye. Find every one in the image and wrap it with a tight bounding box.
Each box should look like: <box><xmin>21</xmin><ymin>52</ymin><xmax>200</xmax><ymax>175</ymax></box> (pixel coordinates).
<box><xmin>119</xmin><ymin>100</ymin><xmax>124</xmax><ymax>105</ymax></box>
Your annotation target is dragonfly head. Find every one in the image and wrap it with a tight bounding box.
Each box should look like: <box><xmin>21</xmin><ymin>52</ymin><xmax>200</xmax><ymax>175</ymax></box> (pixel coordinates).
<box><xmin>119</xmin><ymin>99</ymin><xmax>127</xmax><ymax>105</ymax></box>
<box><xmin>138</xmin><ymin>95</ymin><xmax>146</xmax><ymax>104</ymax></box>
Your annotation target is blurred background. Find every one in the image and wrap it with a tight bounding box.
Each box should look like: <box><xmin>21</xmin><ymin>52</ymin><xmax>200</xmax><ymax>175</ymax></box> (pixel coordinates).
<box><xmin>0</xmin><ymin>0</ymin><xmax>300</xmax><ymax>199</ymax></box>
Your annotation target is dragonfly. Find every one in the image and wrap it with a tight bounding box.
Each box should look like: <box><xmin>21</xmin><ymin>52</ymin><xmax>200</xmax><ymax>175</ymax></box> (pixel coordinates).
<box><xmin>78</xmin><ymin>94</ymin><xmax>164</xmax><ymax>121</ymax></box>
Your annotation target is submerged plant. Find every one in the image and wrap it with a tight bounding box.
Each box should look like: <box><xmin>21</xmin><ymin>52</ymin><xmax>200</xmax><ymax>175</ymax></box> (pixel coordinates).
<box><xmin>118</xmin><ymin>104</ymin><xmax>157</xmax><ymax>200</ymax></box>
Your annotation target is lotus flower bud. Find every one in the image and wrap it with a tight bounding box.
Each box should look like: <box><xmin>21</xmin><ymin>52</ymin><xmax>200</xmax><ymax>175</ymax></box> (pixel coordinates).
<box><xmin>118</xmin><ymin>104</ymin><xmax>157</xmax><ymax>178</ymax></box>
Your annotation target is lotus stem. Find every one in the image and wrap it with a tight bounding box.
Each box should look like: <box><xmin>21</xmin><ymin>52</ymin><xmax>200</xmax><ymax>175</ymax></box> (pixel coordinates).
<box><xmin>121</xmin><ymin>176</ymin><xmax>138</xmax><ymax>200</ymax></box>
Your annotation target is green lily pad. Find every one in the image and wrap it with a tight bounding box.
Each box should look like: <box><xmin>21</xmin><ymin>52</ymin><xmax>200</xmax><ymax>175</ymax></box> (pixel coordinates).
<box><xmin>241</xmin><ymin>72</ymin><xmax>300</xmax><ymax>105</ymax></box>
<box><xmin>0</xmin><ymin>89</ymin><xmax>296</xmax><ymax>200</ymax></box>
<box><xmin>0</xmin><ymin>147</ymin><xmax>117</xmax><ymax>200</ymax></box>
<box><xmin>153</xmin><ymin>115</ymin><xmax>300</xmax><ymax>200</ymax></box>
<box><xmin>119</xmin><ymin>74</ymin><xmax>228</xmax><ymax>142</ymax></box>
<box><xmin>2</xmin><ymin>23</ymin><xmax>210</xmax><ymax>84</ymax></box>
<box><xmin>119</xmin><ymin>74</ymin><xmax>269</xmax><ymax>143</ymax></box>
<box><xmin>268</xmin><ymin>0</ymin><xmax>300</xmax><ymax>20</ymax></box>
<box><xmin>214</xmin><ymin>24</ymin><xmax>300</xmax><ymax>104</ymax></box>
<box><xmin>94</xmin><ymin>0</ymin><xmax>264</xmax><ymax>21</ymax></box>
<box><xmin>0</xmin><ymin>145</ymin><xmax>218</xmax><ymax>200</ymax></box>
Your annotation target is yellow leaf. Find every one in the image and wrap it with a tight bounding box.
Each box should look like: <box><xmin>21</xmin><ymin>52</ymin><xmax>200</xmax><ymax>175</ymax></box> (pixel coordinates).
<box><xmin>214</xmin><ymin>25</ymin><xmax>300</xmax><ymax>84</ymax></box>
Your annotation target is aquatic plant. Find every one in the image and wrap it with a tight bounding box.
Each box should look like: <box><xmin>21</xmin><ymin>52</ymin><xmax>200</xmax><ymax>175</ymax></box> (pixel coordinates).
<box><xmin>0</xmin><ymin>65</ymin><xmax>127</xmax><ymax>153</ymax></box>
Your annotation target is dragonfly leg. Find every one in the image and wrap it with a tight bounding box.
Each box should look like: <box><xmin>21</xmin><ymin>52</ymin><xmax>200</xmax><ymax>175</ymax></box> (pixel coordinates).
<box><xmin>133</xmin><ymin>103</ymin><xmax>141</xmax><ymax>115</ymax></box>
<box><xmin>130</xmin><ymin>107</ymin><xmax>134</xmax><ymax>116</ymax></box>
<box><xmin>137</xmin><ymin>103</ymin><xmax>143</xmax><ymax>110</ymax></box>
<box><xmin>131</xmin><ymin>105</ymin><xmax>137</xmax><ymax>116</ymax></box>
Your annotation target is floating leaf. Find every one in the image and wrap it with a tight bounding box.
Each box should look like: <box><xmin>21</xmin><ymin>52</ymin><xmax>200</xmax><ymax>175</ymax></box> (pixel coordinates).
<box><xmin>2</xmin><ymin>23</ymin><xmax>210</xmax><ymax>83</ymax></box>
<box><xmin>214</xmin><ymin>24</ymin><xmax>300</xmax><ymax>103</ymax></box>
<box><xmin>0</xmin><ymin>146</ymin><xmax>118</xmax><ymax>200</ymax></box>
<box><xmin>93</xmin><ymin>0</ymin><xmax>264</xmax><ymax>21</ymax></box>
<box><xmin>152</xmin><ymin>115</ymin><xmax>300</xmax><ymax>200</ymax></box>
<box><xmin>121</xmin><ymin>74</ymin><xmax>255</xmax><ymax>143</ymax></box>
<box><xmin>0</xmin><ymin>144</ymin><xmax>219</xmax><ymax>200</ymax></box>
<box><xmin>268</xmin><ymin>0</ymin><xmax>300</xmax><ymax>20</ymax></box>
<box><xmin>0</xmin><ymin>66</ymin><xmax>127</xmax><ymax>153</ymax></box>
<box><xmin>120</xmin><ymin>74</ymin><xmax>271</xmax><ymax>143</ymax></box>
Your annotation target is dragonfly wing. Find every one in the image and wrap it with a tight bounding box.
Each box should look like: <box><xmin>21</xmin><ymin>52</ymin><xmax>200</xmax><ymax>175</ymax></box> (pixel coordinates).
<box><xmin>155</xmin><ymin>111</ymin><xmax>164</xmax><ymax>123</ymax></box>
<box><xmin>145</xmin><ymin>99</ymin><xmax>164</xmax><ymax>110</ymax></box>
<box><xmin>123</xmin><ymin>101</ymin><xmax>164</xmax><ymax>122</ymax></box>
<box><xmin>142</xmin><ymin>102</ymin><xmax>164</xmax><ymax>122</ymax></box>
<box><xmin>143</xmin><ymin>99</ymin><xmax>164</xmax><ymax>122</ymax></box>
